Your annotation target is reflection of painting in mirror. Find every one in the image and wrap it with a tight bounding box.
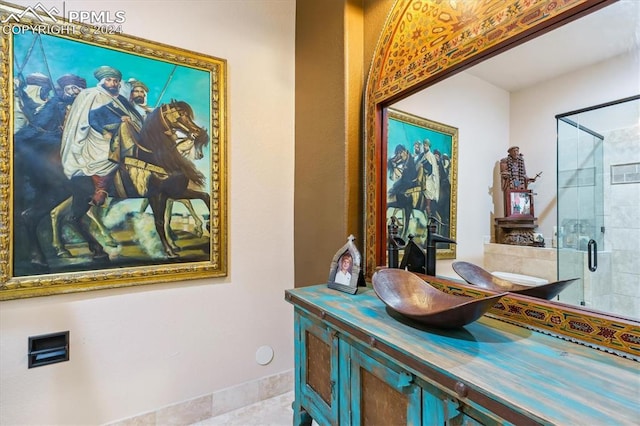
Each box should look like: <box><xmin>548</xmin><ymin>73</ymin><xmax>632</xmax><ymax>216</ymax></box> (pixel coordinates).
<box><xmin>385</xmin><ymin>109</ymin><xmax>457</xmax><ymax>259</ymax></box>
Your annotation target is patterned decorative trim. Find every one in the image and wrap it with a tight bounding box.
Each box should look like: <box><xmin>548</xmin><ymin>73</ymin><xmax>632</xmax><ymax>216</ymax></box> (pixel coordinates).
<box><xmin>424</xmin><ymin>275</ymin><xmax>640</xmax><ymax>360</ymax></box>
<box><xmin>371</xmin><ymin>0</ymin><xmax>602</xmax><ymax>99</ymax></box>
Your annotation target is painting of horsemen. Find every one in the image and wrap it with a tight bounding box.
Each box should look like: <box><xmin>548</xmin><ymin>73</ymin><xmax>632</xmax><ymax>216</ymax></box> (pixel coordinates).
<box><xmin>385</xmin><ymin>108</ymin><xmax>458</xmax><ymax>260</ymax></box>
<box><xmin>0</xmin><ymin>4</ymin><xmax>227</xmax><ymax>300</ymax></box>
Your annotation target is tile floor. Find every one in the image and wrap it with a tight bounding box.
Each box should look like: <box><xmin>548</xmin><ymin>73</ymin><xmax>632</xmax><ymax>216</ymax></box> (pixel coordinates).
<box><xmin>191</xmin><ymin>391</ymin><xmax>295</xmax><ymax>426</ymax></box>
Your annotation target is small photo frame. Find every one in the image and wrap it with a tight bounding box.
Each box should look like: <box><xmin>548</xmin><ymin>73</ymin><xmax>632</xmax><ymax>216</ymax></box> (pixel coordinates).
<box><xmin>328</xmin><ymin>235</ymin><xmax>363</xmax><ymax>294</ymax></box>
<box><xmin>505</xmin><ymin>190</ymin><xmax>534</xmax><ymax>217</ymax></box>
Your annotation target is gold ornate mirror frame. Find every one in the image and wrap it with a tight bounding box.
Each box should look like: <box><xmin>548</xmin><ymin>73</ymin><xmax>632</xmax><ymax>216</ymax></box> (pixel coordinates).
<box><xmin>364</xmin><ymin>0</ymin><xmax>639</xmax><ymax>359</ymax></box>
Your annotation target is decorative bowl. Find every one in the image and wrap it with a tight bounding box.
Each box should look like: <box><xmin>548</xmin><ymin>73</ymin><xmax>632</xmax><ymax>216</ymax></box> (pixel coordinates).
<box><xmin>372</xmin><ymin>269</ymin><xmax>506</xmax><ymax>328</ymax></box>
<box><xmin>452</xmin><ymin>261</ymin><xmax>578</xmax><ymax>300</ymax></box>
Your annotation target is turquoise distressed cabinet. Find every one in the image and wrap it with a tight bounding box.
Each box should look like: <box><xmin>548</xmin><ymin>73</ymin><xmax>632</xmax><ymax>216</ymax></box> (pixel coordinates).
<box><xmin>295</xmin><ymin>313</ymin><xmax>340</xmax><ymax>425</ymax></box>
<box><xmin>286</xmin><ymin>285</ymin><xmax>640</xmax><ymax>425</ymax></box>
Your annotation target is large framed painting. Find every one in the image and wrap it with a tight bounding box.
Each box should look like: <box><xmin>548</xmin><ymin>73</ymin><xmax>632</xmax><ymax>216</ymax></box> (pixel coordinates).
<box><xmin>0</xmin><ymin>2</ymin><xmax>227</xmax><ymax>300</ymax></box>
<box><xmin>385</xmin><ymin>108</ymin><xmax>457</xmax><ymax>263</ymax></box>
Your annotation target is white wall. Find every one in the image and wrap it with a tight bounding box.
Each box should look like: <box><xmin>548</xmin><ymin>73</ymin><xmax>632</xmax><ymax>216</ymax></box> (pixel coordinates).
<box><xmin>393</xmin><ymin>50</ymin><xmax>638</xmax><ymax>280</ymax></box>
<box><xmin>0</xmin><ymin>1</ymin><xmax>296</xmax><ymax>424</ymax></box>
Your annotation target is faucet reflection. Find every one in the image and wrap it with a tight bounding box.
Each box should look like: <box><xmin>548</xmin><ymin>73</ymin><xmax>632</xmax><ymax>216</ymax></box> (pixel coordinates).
<box><xmin>426</xmin><ymin>217</ymin><xmax>456</xmax><ymax>276</ymax></box>
<box><xmin>390</xmin><ymin>217</ymin><xmax>456</xmax><ymax>276</ymax></box>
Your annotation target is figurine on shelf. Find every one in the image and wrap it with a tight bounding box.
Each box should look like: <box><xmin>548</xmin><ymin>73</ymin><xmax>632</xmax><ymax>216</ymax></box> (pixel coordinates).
<box><xmin>495</xmin><ymin>147</ymin><xmax>543</xmax><ymax>245</ymax></box>
<box><xmin>500</xmin><ymin>146</ymin><xmax>541</xmax><ymax>191</ymax></box>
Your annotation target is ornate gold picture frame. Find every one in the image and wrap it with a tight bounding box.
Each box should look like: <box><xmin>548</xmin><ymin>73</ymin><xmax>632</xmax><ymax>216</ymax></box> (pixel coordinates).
<box><xmin>0</xmin><ymin>2</ymin><xmax>227</xmax><ymax>300</ymax></box>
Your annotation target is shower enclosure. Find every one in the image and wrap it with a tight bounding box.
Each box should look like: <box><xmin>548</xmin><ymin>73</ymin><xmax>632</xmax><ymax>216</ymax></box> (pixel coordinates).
<box><xmin>556</xmin><ymin>96</ymin><xmax>639</xmax><ymax>318</ymax></box>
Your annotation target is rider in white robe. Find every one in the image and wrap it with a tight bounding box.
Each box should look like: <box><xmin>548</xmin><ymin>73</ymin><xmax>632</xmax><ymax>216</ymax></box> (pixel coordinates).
<box><xmin>60</xmin><ymin>66</ymin><xmax>143</xmax><ymax>206</ymax></box>
<box><xmin>418</xmin><ymin>139</ymin><xmax>440</xmax><ymax>203</ymax></box>
<box><xmin>61</xmin><ymin>84</ymin><xmax>122</xmax><ymax>178</ymax></box>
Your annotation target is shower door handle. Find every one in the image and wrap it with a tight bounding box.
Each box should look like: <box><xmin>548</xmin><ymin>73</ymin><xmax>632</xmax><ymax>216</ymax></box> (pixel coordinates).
<box><xmin>588</xmin><ymin>239</ymin><xmax>597</xmax><ymax>272</ymax></box>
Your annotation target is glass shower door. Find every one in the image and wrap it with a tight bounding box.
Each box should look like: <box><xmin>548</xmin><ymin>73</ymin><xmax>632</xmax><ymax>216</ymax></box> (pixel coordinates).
<box><xmin>556</xmin><ymin>115</ymin><xmax>604</xmax><ymax>306</ymax></box>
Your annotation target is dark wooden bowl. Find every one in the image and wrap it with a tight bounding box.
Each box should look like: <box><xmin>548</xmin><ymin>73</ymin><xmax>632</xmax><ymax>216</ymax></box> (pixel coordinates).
<box><xmin>372</xmin><ymin>269</ymin><xmax>506</xmax><ymax>328</ymax></box>
<box><xmin>452</xmin><ymin>261</ymin><xmax>578</xmax><ymax>300</ymax></box>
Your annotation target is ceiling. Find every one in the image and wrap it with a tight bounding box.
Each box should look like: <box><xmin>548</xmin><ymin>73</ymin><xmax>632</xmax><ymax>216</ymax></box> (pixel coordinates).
<box><xmin>467</xmin><ymin>0</ymin><xmax>640</xmax><ymax>93</ymax></box>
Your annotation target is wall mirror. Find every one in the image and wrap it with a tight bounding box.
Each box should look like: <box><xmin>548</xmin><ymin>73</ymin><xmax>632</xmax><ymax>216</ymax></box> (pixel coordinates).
<box><xmin>364</xmin><ymin>0</ymin><xmax>639</xmax><ymax>355</ymax></box>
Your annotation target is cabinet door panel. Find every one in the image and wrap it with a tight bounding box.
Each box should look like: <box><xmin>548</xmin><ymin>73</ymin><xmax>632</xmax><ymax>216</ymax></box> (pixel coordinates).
<box><xmin>306</xmin><ymin>329</ymin><xmax>333</xmax><ymax>404</ymax></box>
<box><xmin>350</xmin><ymin>347</ymin><xmax>421</xmax><ymax>426</ymax></box>
<box><xmin>295</xmin><ymin>312</ymin><xmax>339</xmax><ymax>425</ymax></box>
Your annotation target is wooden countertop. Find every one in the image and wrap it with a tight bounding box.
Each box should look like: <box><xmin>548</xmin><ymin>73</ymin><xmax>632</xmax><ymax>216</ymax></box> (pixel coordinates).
<box><xmin>286</xmin><ymin>284</ymin><xmax>640</xmax><ymax>425</ymax></box>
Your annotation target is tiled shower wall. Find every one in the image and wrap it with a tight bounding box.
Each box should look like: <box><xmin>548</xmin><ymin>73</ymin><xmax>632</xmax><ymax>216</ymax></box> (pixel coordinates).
<box><xmin>603</xmin><ymin>124</ymin><xmax>640</xmax><ymax>318</ymax></box>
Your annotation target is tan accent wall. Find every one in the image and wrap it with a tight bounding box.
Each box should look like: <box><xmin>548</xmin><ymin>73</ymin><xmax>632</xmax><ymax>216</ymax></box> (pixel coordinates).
<box><xmin>295</xmin><ymin>0</ymin><xmax>393</xmax><ymax>287</ymax></box>
<box><xmin>295</xmin><ymin>0</ymin><xmax>348</xmax><ymax>287</ymax></box>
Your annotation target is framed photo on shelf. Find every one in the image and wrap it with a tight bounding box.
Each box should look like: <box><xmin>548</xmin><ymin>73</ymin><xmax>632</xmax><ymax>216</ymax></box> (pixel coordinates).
<box><xmin>505</xmin><ymin>190</ymin><xmax>534</xmax><ymax>217</ymax></box>
<box><xmin>0</xmin><ymin>2</ymin><xmax>227</xmax><ymax>300</ymax></box>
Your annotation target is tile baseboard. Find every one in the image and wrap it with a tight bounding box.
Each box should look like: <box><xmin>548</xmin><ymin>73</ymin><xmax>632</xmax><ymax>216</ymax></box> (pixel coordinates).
<box><xmin>108</xmin><ymin>369</ymin><xmax>294</xmax><ymax>426</ymax></box>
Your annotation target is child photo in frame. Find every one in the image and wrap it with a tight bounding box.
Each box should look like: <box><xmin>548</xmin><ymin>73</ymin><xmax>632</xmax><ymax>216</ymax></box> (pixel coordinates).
<box><xmin>334</xmin><ymin>252</ymin><xmax>353</xmax><ymax>285</ymax></box>
<box><xmin>328</xmin><ymin>235</ymin><xmax>363</xmax><ymax>294</ymax></box>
